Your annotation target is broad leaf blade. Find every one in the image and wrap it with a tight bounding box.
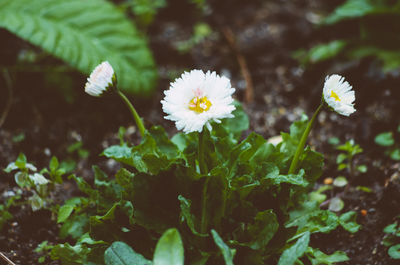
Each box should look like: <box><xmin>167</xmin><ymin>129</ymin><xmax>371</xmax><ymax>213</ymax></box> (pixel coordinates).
<box><xmin>153</xmin><ymin>228</ymin><xmax>184</xmax><ymax>265</ymax></box>
<box><xmin>104</xmin><ymin>241</ymin><xmax>152</xmax><ymax>265</ymax></box>
<box><xmin>0</xmin><ymin>0</ymin><xmax>157</xmax><ymax>95</ymax></box>
<box><xmin>278</xmin><ymin>232</ymin><xmax>310</xmax><ymax>265</ymax></box>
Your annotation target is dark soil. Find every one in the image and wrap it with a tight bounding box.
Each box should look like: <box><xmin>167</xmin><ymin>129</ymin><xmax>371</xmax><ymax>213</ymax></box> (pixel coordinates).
<box><xmin>1</xmin><ymin>0</ymin><xmax>400</xmax><ymax>264</ymax></box>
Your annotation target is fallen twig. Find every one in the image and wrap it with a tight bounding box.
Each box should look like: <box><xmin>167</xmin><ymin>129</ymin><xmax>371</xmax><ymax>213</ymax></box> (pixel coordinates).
<box><xmin>0</xmin><ymin>252</ymin><xmax>16</xmax><ymax>265</ymax></box>
<box><xmin>221</xmin><ymin>26</ymin><xmax>254</xmax><ymax>103</ymax></box>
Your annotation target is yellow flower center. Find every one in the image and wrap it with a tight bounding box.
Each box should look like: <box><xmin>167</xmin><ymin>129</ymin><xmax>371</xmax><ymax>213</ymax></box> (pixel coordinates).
<box><xmin>330</xmin><ymin>91</ymin><xmax>341</xmax><ymax>101</ymax></box>
<box><xmin>189</xmin><ymin>96</ymin><xmax>212</xmax><ymax>113</ymax></box>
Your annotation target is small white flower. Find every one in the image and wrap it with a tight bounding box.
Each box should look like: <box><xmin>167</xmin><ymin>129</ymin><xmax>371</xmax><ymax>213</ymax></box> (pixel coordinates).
<box><xmin>29</xmin><ymin>173</ymin><xmax>49</xmax><ymax>186</ymax></box>
<box><xmin>85</xmin><ymin>61</ymin><xmax>116</xmax><ymax>97</ymax></box>
<box><xmin>323</xmin><ymin>74</ymin><xmax>356</xmax><ymax>116</ymax></box>
<box><xmin>161</xmin><ymin>70</ymin><xmax>236</xmax><ymax>133</ymax></box>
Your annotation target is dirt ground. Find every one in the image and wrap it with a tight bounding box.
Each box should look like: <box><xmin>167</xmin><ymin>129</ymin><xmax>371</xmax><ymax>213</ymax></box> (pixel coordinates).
<box><xmin>1</xmin><ymin>0</ymin><xmax>400</xmax><ymax>264</ymax></box>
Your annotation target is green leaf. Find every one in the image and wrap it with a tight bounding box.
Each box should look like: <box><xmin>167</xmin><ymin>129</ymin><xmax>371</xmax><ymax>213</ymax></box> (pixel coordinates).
<box><xmin>383</xmin><ymin>223</ymin><xmax>398</xmax><ymax>234</ymax></box>
<box><xmin>0</xmin><ymin>0</ymin><xmax>157</xmax><ymax>95</ymax></box>
<box><xmin>153</xmin><ymin>228</ymin><xmax>184</xmax><ymax>265</ymax></box>
<box><xmin>333</xmin><ymin>176</ymin><xmax>348</xmax><ymax>187</ymax></box>
<box><xmin>58</xmin><ymin>205</ymin><xmax>74</xmax><ymax>223</ymax></box>
<box><xmin>336</xmin><ymin>153</ymin><xmax>347</xmax><ymax>164</ymax></box>
<box><xmin>104</xmin><ymin>241</ymin><xmax>152</xmax><ymax>265</ymax></box>
<box><xmin>278</xmin><ymin>231</ymin><xmax>310</xmax><ymax>265</ymax></box>
<box><xmin>388</xmin><ymin>244</ymin><xmax>400</xmax><ymax>259</ymax></box>
<box><xmin>375</xmin><ymin>132</ymin><xmax>395</xmax><ymax>146</ymax></box>
<box><xmin>219</xmin><ymin>101</ymin><xmax>249</xmax><ymax>140</ymax></box>
<box><xmin>287</xmin><ymin>209</ymin><xmax>339</xmax><ymax>234</ymax></box>
<box><xmin>323</xmin><ymin>0</ymin><xmax>392</xmax><ymax>24</ymax></box>
<box><xmin>339</xmin><ymin>211</ymin><xmax>361</xmax><ymax>233</ymax></box>
<box><xmin>308</xmin><ymin>40</ymin><xmax>347</xmax><ymax>63</ymax></box>
<box><xmin>357</xmin><ymin>164</ymin><xmax>368</xmax><ymax>173</ymax></box>
<box><xmin>390</xmin><ymin>149</ymin><xmax>400</xmax><ymax>161</ymax></box>
<box><xmin>50</xmin><ymin>243</ymin><xmax>89</xmax><ymax>265</ymax></box>
<box><xmin>49</xmin><ymin>156</ymin><xmax>59</xmax><ymax>172</ymax></box>
<box><xmin>202</xmin><ymin>168</ymin><xmax>228</xmax><ymax>231</ymax></box>
<box><xmin>306</xmin><ymin>247</ymin><xmax>349</xmax><ymax>265</ymax></box>
<box><xmin>59</xmin><ymin>214</ymin><xmax>90</xmax><ymax>240</ymax></box>
<box><xmin>328</xmin><ymin>197</ymin><xmax>344</xmax><ymax>212</ymax></box>
<box><xmin>178</xmin><ymin>195</ymin><xmax>206</xmax><ymax>237</ymax></box>
<box><xmin>211</xmin><ymin>229</ymin><xmax>236</xmax><ymax>265</ymax></box>
<box><xmin>243</xmin><ymin>210</ymin><xmax>279</xmax><ymax>250</ymax></box>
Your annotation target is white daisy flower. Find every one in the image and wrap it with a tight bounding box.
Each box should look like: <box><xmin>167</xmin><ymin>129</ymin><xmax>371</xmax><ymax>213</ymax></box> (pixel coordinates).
<box><xmin>161</xmin><ymin>70</ymin><xmax>236</xmax><ymax>133</ymax></box>
<box><xmin>85</xmin><ymin>61</ymin><xmax>116</xmax><ymax>97</ymax></box>
<box><xmin>323</xmin><ymin>74</ymin><xmax>356</xmax><ymax>116</ymax></box>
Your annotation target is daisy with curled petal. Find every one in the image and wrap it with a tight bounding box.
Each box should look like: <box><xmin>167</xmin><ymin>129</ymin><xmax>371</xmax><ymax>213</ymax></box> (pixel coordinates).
<box><xmin>323</xmin><ymin>74</ymin><xmax>356</xmax><ymax>116</ymax></box>
<box><xmin>85</xmin><ymin>61</ymin><xmax>116</xmax><ymax>97</ymax></box>
<box><xmin>161</xmin><ymin>69</ymin><xmax>236</xmax><ymax>133</ymax></box>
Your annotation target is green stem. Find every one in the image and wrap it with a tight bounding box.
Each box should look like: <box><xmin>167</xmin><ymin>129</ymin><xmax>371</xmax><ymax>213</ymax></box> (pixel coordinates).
<box><xmin>117</xmin><ymin>90</ymin><xmax>146</xmax><ymax>138</ymax></box>
<box><xmin>200</xmin><ymin>178</ymin><xmax>209</xmax><ymax>234</ymax></box>
<box><xmin>288</xmin><ymin>103</ymin><xmax>323</xmax><ymax>174</ymax></box>
<box><xmin>198</xmin><ymin>131</ymin><xmax>208</xmax><ymax>174</ymax></box>
<box><xmin>198</xmin><ymin>131</ymin><xmax>209</xmax><ymax>234</ymax></box>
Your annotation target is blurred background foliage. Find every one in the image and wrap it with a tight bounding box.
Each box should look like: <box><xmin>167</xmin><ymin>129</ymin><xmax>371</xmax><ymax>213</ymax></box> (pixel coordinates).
<box><xmin>295</xmin><ymin>0</ymin><xmax>400</xmax><ymax>73</ymax></box>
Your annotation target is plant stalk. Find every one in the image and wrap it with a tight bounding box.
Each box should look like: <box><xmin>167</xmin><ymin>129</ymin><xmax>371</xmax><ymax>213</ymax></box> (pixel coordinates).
<box><xmin>198</xmin><ymin>131</ymin><xmax>209</xmax><ymax>234</ymax></box>
<box><xmin>288</xmin><ymin>103</ymin><xmax>323</xmax><ymax>174</ymax></box>
<box><xmin>117</xmin><ymin>90</ymin><xmax>146</xmax><ymax>138</ymax></box>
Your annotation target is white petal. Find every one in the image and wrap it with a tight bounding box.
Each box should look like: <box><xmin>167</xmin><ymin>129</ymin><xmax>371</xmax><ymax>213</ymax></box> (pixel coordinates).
<box><xmin>323</xmin><ymin>74</ymin><xmax>356</xmax><ymax>116</ymax></box>
<box><xmin>161</xmin><ymin>69</ymin><xmax>236</xmax><ymax>133</ymax></box>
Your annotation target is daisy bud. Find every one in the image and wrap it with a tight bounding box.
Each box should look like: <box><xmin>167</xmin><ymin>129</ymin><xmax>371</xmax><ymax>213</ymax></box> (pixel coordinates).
<box><xmin>323</xmin><ymin>74</ymin><xmax>356</xmax><ymax>116</ymax></box>
<box><xmin>85</xmin><ymin>61</ymin><xmax>116</xmax><ymax>97</ymax></box>
<box><xmin>161</xmin><ymin>70</ymin><xmax>236</xmax><ymax>133</ymax></box>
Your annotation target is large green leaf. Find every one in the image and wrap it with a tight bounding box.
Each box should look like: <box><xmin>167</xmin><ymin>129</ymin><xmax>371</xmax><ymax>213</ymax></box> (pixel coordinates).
<box><xmin>0</xmin><ymin>0</ymin><xmax>157</xmax><ymax>95</ymax></box>
<box><xmin>278</xmin><ymin>232</ymin><xmax>310</xmax><ymax>265</ymax></box>
<box><xmin>153</xmin><ymin>228</ymin><xmax>184</xmax><ymax>265</ymax></box>
<box><xmin>104</xmin><ymin>241</ymin><xmax>152</xmax><ymax>265</ymax></box>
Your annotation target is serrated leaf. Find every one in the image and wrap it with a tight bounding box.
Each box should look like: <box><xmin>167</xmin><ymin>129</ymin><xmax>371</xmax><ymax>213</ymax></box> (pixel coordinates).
<box><xmin>104</xmin><ymin>241</ymin><xmax>152</xmax><ymax>265</ymax></box>
<box><xmin>0</xmin><ymin>0</ymin><xmax>157</xmax><ymax>95</ymax></box>
<box><xmin>153</xmin><ymin>228</ymin><xmax>184</xmax><ymax>265</ymax></box>
<box><xmin>58</xmin><ymin>205</ymin><xmax>74</xmax><ymax>223</ymax></box>
<box><xmin>278</xmin><ymin>231</ymin><xmax>310</xmax><ymax>265</ymax></box>
<box><xmin>211</xmin><ymin>230</ymin><xmax>236</xmax><ymax>265</ymax></box>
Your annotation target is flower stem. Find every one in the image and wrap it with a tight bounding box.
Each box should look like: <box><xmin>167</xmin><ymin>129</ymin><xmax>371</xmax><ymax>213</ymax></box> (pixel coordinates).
<box><xmin>200</xmin><ymin>177</ymin><xmax>209</xmax><ymax>234</ymax></box>
<box><xmin>198</xmin><ymin>131</ymin><xmax>209</xmax><ymax>234</ymax></box>
<box><xmin>117</xmin><ymin>90</ymin><xmax>146</xmax><ymax>138</ymax></box>
<box><xmin>288</xmin><ymin>103</ymin><xmax>323</xmax><ymax>174</ymax></box>
<box><xmin>198</xmin><ymin>131</ymin><xmax>208</xmax><ymax>174</ymax></box>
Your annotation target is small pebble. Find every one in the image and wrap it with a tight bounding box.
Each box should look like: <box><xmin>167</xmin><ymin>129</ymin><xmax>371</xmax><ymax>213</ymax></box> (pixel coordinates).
<box><xmin>361</xmin><ymin>209</ymin><xmax>368</xmax><ymax>216</ymax></box>
<box><xmin>324</xmin><ymin>177</ymin><xmax>333</xmax><ymax>185</ymax></box>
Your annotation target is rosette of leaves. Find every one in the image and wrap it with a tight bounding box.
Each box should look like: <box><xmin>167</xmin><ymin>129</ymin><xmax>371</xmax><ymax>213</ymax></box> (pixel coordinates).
<box><xmin>0</xmin><ymin>0</ymin><xmax>157</xmax><ymax>95</ymax></box>
<box><xmin>50</xmin><ymin>103</ymin><xmax>358</xmax><ymax>264</ymax></box>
